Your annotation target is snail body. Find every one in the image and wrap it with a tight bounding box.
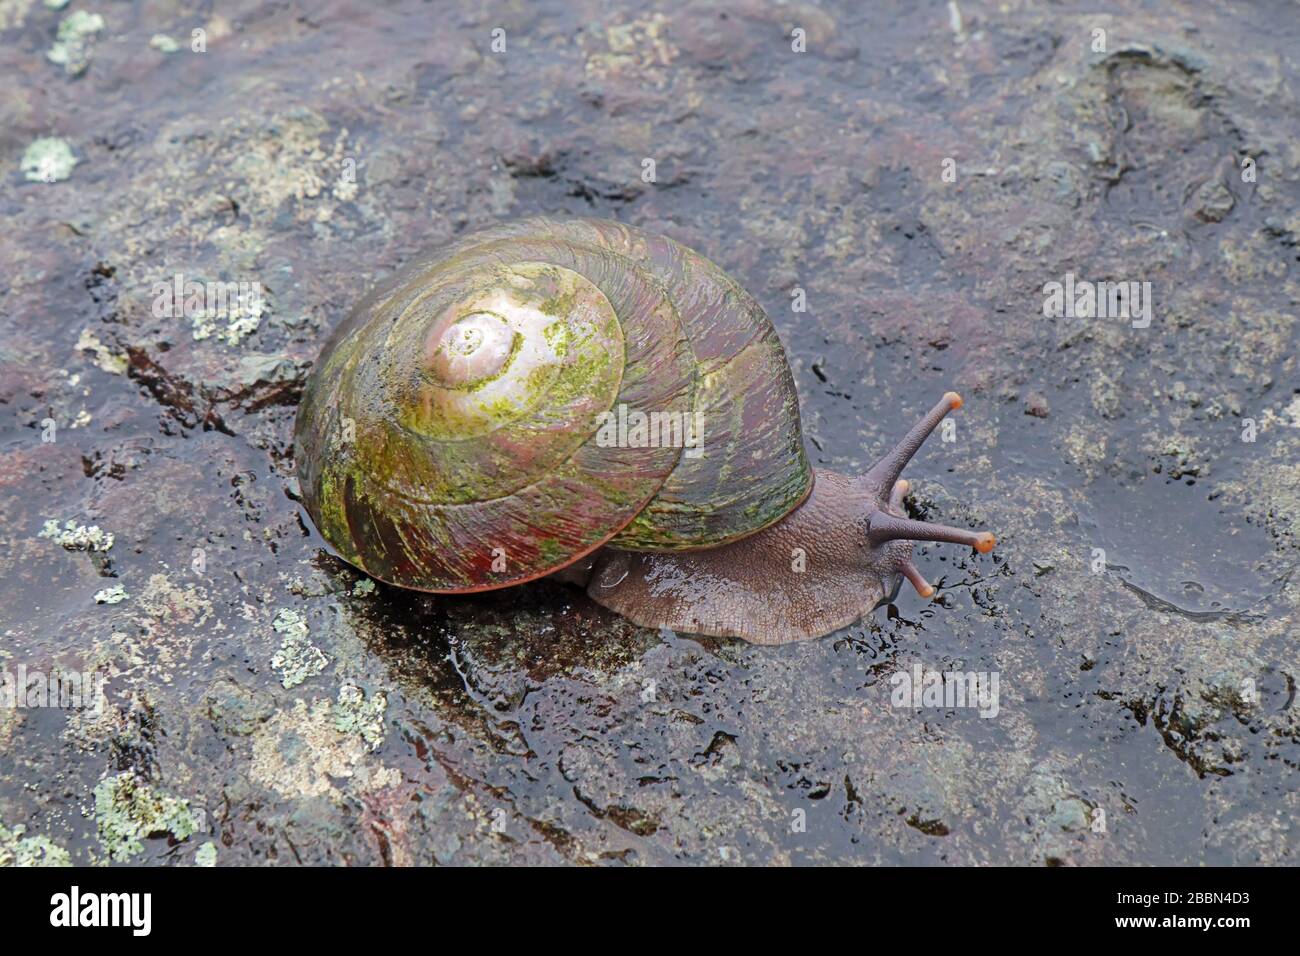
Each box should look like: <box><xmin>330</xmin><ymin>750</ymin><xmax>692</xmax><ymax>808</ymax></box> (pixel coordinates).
<box><xmin>294</xmin><ymin>218</ymin><xmax>995</xmax><ymax>644</ymax></box>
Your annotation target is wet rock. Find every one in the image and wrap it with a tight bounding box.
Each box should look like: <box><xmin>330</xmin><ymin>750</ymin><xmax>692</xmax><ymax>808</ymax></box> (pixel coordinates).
<box><xmin>204</xmin><ymin>677</ymin><xmax>277</xmax><ymax>738</ymax></box>
<box><xmin>1190</xmin><ymin>177</ymin><xmax>1235</xmax><ymax>223</ymax></box>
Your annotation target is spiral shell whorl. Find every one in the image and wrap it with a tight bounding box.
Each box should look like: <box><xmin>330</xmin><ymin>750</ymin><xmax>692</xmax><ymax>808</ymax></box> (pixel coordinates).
<box><xmin>383</xmin><ymin>261</ymin><xmax>625</xmax><ymax>448</ymax></box>
<box><xmin>426</xmin><ymin>311</ymin><xmax>514</xmax><ymax>388</ymax></box>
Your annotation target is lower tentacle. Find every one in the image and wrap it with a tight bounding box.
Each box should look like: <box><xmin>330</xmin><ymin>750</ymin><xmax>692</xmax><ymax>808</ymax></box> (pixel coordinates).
<box><xmin>900</xmin><ymin>560</ymin><xmax>935</xmax><ymax>598</ymax></box>
<box><xmin>889</xmin><ymin>479</ymin><xmax>909</xmax><ymax>510</ymax></box>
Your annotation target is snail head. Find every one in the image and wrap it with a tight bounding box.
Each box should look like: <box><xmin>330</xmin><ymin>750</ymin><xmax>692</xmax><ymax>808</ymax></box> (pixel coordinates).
<box><xmin>856</xmin><ymin>392</ymin><xmax>996</xmax><ymax>602</ymax></box>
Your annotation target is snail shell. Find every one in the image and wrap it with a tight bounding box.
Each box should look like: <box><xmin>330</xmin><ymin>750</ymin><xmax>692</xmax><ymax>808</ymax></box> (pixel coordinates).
<box><xmin>294</xmin><ymin>218</ymin><xmax>812</xmax><ymax>592</ymax></box>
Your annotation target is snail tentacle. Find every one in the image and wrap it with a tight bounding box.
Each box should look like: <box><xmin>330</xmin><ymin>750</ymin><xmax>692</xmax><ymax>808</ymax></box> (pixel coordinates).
<box><xmin>866</xmin><ymin>511</ymin><xmax>997</xmax><ymax>553</ymax></box>
<box><xmin>863</xmin><ymin>391</ymin><xmax>963</xmax><ymax>493</ymax></box>
<box><xmin>888</xmin><ymin>478</ymin><xmax>910</xmax><ymax>510</ymax></box>
<box><xmin>900</xmin><ymin>560</ymin><xmax>936</xmax><ymax>599</ymax></box>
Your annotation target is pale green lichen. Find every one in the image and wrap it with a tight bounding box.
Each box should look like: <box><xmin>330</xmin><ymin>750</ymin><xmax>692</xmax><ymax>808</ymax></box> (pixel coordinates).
<box><xmin>333</xmin><ymin>684</ymin><xmax>387</xmax><ymax>750</ymax></box>
<box><xmin>149</xmin><ymin>33</ymin><xmax>179</xmax><ymax>53</ymax></box>
<box><xmin>93</xmin><ymin>773</ymin><xmax>199</xmax><ymax>862</ymax></box>
<box><xmin>351</xmin><ymin>577</ymin><xmax>376</xmax><ymax>596</ymax></box>
<box><xmin>0</xmin><ymin>1</ymin><xmax>36</xmax><ymax>31</ymax></box>
<box><xmin>0</xmin><ymin>822</ymin><xmax>71</xmax><ymax>867</ymax></box>
<box><xmin>270</xmin><ymin>608</ymin><xmax>329</xmax><ymax>688</ymax></box>
<box><xmin>93</xmin><ymin>584</ymin><xmax>128</xmax><ymax>605</ymax></box>
<box><xmin>228</xmin><ymin>113</ymin><xmax>353</xmax><ymax>214</ymax></box>
<box><xmin>250</xmin><ymin>698</ymin><xmax>400</xmax><ymax>799</ymax></box>
<box><xmin>194</xmin><ymin>841</ymin><xmax>217</xmax><ymax>866</ymax></box>
<box><xmin>39</xmin><ymin>518</ymin><xmax>114</xmax><ymax>552</ymax></box>
<box><xmin>20</xmin><ymin>137</ymin><xmax>76</xmax><ymax>183</ymax></box>
<box><xmin>333</xmin><ymin>177</ymin><xmax>358</xmax><ymax>202</ymax></box>
<box><xmin>272</xmin><ymin>607</ymin><xmax>308</xmax><ymax>638</ymax></box>
<box><xmin>189</xmin><ymin>285</ymin><xmax>265</xmax><ymax>346</ymax></box>
<box><xmin>76</xmin><ymin>328</ymin><xmax>128</xmax><ymax>374</ymax></box>
<box><xmin>47</xmin><ymin>9</ymin><xmax>104</xmax><ymax>76</ymax></box>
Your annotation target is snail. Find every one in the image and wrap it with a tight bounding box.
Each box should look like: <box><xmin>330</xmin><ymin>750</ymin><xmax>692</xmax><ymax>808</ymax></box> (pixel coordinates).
<box><xmin>293</xmin><ymin>217</ymin><xmax>995</xmax><ymax>645</ymax></box>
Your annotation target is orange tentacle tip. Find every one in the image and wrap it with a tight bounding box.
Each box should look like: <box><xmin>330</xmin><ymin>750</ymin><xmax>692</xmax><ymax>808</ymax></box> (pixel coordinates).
<box><xmin>974</xmin><ymin>532</ymin><xmax>996</xmax><ymax>554</ymax></box>
<box><xmin>944</xmin><ymin>391</ymin><xmax>963</xmax><ymax>410</ymax></box>
<box><xmin>918</xmin><ymin>583</ymin><xmax>936</xmax><ymax>598</ymax></box>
